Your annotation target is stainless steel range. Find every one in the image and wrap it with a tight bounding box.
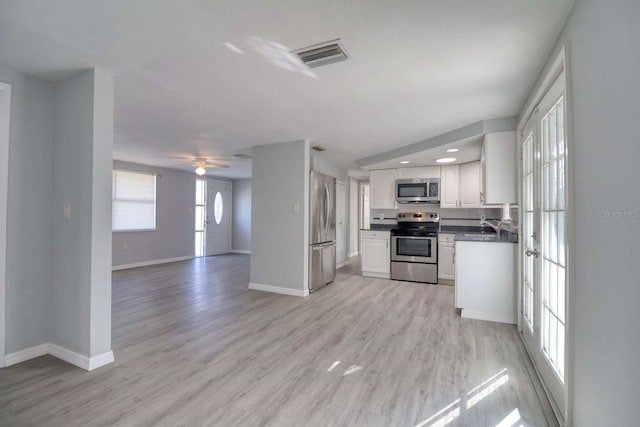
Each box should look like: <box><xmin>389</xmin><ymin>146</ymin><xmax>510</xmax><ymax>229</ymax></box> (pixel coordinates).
<box><xmin>391</xmin><ymin>212</ymin><xmax>439</xmax><ymax>284</ymax></box>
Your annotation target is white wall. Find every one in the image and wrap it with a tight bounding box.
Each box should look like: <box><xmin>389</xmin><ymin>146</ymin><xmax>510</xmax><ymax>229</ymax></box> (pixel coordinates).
<box><xmin>89</xmin><ymin>68</ymin><xmax>114</xmax><ymax>357</ymax></box>
<box><xmin>232</xmin><ymin>178</ymin><xmax>251</xmax><ymax>252</ymax></box>
<box><xmin>0</xmin><ymin>66</ymin><xmax>54</xmax><ymax>355</ymax></box>
<box><xmin>523</xmin><ymin>1</ymin><xmax>640</xmax><ymax>425</ymax></box>
<box><xmin>250</xmin><ymin>140</ymin><xmax>309</xmax><ymax>294</ymax></box>
<box><xmin>112</xmin><ymin>161</ymin><xmax>196</xmax><ymax>267</ymax></box>
<box><xmin>51</xmin><ymin>69</ymin><xmax>113</xmax><ymax>358</ymax></box>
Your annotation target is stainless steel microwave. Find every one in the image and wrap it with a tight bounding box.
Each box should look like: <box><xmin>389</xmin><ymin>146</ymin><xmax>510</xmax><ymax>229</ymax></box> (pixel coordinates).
<box><xmin>396</xmin><ymin>178</ymin><xmax>440</xmax><ymax>203</ymax></box>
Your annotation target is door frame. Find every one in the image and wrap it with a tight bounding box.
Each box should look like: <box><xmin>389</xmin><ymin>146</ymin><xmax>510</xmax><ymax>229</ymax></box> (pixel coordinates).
<box><xmin>0</xmin><ymin>82</ymin><xmax>12</xmax><ymax>367</ymax></box>
<box><xmin>205</xmin><ymin>178</ymin><xmax>233</xmax><ymax>255</ymax></box>
<box><xmin>517</xmin><ymin>46</ymin><xmax>575</xmax><ymax>426</ymax></box>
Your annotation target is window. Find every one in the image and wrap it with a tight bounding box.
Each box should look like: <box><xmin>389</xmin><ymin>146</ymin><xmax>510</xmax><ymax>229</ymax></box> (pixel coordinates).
<box><xmin>195</xmin><ymin>178</ymin><xmax>206</xmax><ymax>257</ymax></box>
<box><xmin>112</xmin><ymin>170</ymin><xmax>156</xmax><ymax>231</ymax></box>
<box><xmin>213</xmin><ymin>191</ymin><xmax>223</xmax><ymax>224</ymax></box>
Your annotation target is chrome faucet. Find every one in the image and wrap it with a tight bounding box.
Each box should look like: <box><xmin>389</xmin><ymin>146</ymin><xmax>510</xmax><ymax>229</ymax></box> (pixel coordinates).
<box><xmin>480</xmin><ymin>215</ymin><xmax>502</xmax><ymax>238</ymax></box>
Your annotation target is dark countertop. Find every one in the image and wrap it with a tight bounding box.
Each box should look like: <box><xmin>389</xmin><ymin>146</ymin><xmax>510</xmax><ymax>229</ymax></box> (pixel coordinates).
<box><xmin>440</xmin><ymin>225</ymin><xmax>518</xmax><ymax>243</ymax></box>
<box><xmin>440</xmin><ymin>225</ymin><xmax>496</xmax><ymax>234</ymax></box>
<box><xmin>454</xmin><ymin>233</ymin><xmax>517</xmax><ymax>243</ymax></box>
<box><xmin>360</xmin><ymin>224</ymin><xmax>395</xmax><ymax>231</ymax></box>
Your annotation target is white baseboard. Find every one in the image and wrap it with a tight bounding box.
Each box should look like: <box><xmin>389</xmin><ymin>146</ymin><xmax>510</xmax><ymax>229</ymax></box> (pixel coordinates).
<box><xmin>48</xmin><ymin>343</ymin><xmax>90</xmax><ymax>370</ymax></box>
<box><xmin>87</xmin><ymin>351</ymin><xmax>115</xmax><ymax>371</ymax></box>
<box><xmin>230</xmin><ymin>250</ymin><xmax>251</xmax><ymax>255</ymax></box>
<box><xmin>348</xmin><ymin>252</ymin><xmax>359</xmax><ymax>258</ymax></box>
<box><xmin>362</xmin><ymin>271</ymin><xmax>390</xmax><ymax>279</ymax></box>
<box><xmin>461</xmin><ymin>309</ymin><xmax>516</xmax><ymax>325</ymax></box>
<box><xmin>5</xmin><ymin>344</ymin><xmax>49</xmax><ymax>367</ymax></box>
<box><xmin>337</xmin><ymin>261</ymin><xmax>346</xmax><ymax>268</ymax></box>
<box><xmin>4</xmin><ymin>343</ymin><xmax>114</xmax><ymax>371</ymax></box>
<box><xmin>248</xmin><ymin>282</ymin><xmax>309</xmax><ymax>297</ymax></box>
<box><xmin>112</xmin><ymin>255</ymin><xmax>194</xmax><ymax>271</ymax></box>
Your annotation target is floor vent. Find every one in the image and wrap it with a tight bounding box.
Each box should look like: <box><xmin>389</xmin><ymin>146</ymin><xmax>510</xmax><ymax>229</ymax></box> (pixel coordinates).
<box><xmin>292</xmin><ymin>39</ymin><xmax>350</xmax><ymax>69</ymax></box>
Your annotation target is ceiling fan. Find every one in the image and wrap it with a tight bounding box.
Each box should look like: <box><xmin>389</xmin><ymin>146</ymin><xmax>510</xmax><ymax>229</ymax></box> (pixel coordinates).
<box><xmin>167</xmin><ymin>152</ymin><xmax>251</xmax><ymax>175</ymax></box>
<box><xmin>190</xmin><ymin>158</ymin><xmax>229</xmax><ymax>176</ymax></box>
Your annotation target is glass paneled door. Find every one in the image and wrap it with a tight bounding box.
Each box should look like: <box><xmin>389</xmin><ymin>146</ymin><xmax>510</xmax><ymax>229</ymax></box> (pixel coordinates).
<box><xmin>520</xmin><ymin>71</ymin><xmax>568</xmax><ymax>421</ymax></box>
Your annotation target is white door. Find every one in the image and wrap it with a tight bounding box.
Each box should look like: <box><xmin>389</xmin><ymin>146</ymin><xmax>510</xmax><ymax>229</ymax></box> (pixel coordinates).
<box><xmin>520</xmin><ymin>71</ymin><xmax>568</xmax><ymax>419</ymax></box>
<box><xmin>336</xmin><ymin>181</ymin><xmax>346</xmax><ymax>267</ymax></box>
<box><xmin>205</xmin><ymin>180</ymin><xmax>231</xmax><ymax>256</ymax></box>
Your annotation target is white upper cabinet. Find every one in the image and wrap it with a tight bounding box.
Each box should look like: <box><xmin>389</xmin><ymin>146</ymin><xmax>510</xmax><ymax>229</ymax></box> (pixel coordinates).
<box><xmin>440</xmin><ymin>165</ymin><xmax>460</xmax><ymax>208</ymax></box>
<box><xmin>482</xmin><ymin>131</ymin><xmax>517</xmax><ymax>204</ymax></box>
<box><xmin>369</xmin><ymin>169</ymin><xmax>397</xmax><ymax>209</ymax></box>
<box><xmin>459</xmin><ymin>161</ymin><xmax>481</xmax><ymax>208</ymax></box>
<box><xmin>396</xmin><ymin>166</ymin><xmax>441</xmax><ymax>179</ymax></box>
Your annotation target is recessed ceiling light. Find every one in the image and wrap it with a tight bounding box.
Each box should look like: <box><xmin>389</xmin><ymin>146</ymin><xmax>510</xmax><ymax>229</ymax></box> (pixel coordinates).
<box><xmin>399</xmin><ymin>160</ymin><xmax>410</xmax><ymax>164</ymax></box>
<box><xmin>446</xmin><ymin>148</ymin><xmax>459</xmax><ymax>153</ymax></box>
<box><xmin>436</xmin><ymin>157</ymin><xmax>457</xmax><ymax>163</ymax></box>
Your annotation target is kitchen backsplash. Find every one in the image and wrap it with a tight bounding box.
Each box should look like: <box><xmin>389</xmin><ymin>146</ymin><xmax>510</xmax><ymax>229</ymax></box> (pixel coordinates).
<box><xmin>371</xmin><ymin>207</ymin><xmax>503</xmax><ymax>222</ymax></box>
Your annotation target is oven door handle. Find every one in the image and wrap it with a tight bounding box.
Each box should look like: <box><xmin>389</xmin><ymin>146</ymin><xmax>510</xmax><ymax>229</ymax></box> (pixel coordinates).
<box><xmin>392</xmin><ymin>235</ymin><xmax>436</xmax><ymax>240</ymax></box>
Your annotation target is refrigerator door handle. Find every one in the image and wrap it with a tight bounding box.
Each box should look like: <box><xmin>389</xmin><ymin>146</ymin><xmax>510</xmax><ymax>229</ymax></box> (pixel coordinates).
<box><xmin>324</xmin><ymin>182</ymin><xmax>331</xmax><ymax>237</ymax></box>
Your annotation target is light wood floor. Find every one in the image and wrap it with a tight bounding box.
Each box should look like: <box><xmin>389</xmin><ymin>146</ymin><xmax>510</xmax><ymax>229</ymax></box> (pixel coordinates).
<box><xmin>0</xmin><ymin>255</ymin><xmax>553</xmax><ymax>427</ymax></box>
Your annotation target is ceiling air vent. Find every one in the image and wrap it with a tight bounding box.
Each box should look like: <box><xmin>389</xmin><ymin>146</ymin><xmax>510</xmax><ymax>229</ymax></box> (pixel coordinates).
<box><xmin>292</xmin><ymin>39</ymin><xmax>350</xmax><ymax>69</ymax></box>
<box><xmin>312</xmin><ymin>145</ymin><xmax>327</xmax><ymax>152</ymax></box>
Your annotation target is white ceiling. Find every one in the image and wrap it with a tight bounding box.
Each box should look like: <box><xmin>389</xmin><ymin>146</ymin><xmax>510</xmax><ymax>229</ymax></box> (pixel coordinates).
<box><xmin>0</xmin><ymin>0</ymin><xmax>574</xmax><ymax>178</ymax></box>
<box><xmin>364</xmin><ymin>135</ymin><xmax>484</xmax><ymax>170</ymax></box>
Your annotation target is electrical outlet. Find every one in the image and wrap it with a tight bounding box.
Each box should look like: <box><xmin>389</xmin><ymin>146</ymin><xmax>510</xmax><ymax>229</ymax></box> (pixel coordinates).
<box><xmin>63</xmin><ymin>203</ymin><xmax>71</xmax><ymax>220</ymax></box>
<box><xmin>121</xmin><ymin>242</ymin><xmax>128</xmax><ymax>251</ymax></box>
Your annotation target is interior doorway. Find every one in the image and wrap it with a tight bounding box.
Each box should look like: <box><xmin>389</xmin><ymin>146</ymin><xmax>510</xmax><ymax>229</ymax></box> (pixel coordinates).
<box><xmin>0</xmin><ymin>82</ymin><xmax>12</xmax><ymax>367</ymax></box>
<box><xmin>336</xmin><ymin>181</ymin><xmax>346</xmax><ymax>267</ymax></box>
<box><xmin>205</xmin><ymin>179</ymin><xmax>232</xmax><ymax>256</ymax></box>
<box><xmin>360</xmin><ymin>181</ymin><xmax>370</xmax><ymax>230</ymax></box>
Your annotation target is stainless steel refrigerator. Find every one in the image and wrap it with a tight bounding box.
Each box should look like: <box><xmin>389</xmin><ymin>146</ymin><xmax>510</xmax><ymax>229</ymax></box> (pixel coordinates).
<box><xmin>309</xmin><ymin>171</ymin><xmax>336</xmax><ymax>292</ymax></box>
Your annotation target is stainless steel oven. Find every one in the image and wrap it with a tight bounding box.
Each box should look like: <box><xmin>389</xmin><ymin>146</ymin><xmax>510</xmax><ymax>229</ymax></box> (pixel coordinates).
<box><xmin>391</xmin><ymin>212</ymin><xmax>439</xmax><ymax>284</ymax></box>
<box><xmin>391</xmin><ymin>235</ymin><xmax>437</xmax><ymax>263</ymax></box>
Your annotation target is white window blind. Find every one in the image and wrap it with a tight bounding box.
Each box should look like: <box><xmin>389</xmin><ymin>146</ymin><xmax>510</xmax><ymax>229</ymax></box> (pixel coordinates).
<box><xmin>112</xmin><ymin>170</ymin><xmax>156</xmax><ymax>231</ymax></box>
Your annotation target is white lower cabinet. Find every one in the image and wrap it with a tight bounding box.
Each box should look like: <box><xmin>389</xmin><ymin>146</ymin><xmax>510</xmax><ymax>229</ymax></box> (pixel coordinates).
<box><xmin>438</xmin><ymin>233</ymin><xmax>455</xmax><ymax>280</ymax></box>
<box><xmin>360</xmin><ymin>230</ymin><xmax>390</xmax><ymax>278</ymax></box>
<box><xmin>455</xmin><ymin>241</ymin><xmax>516</xmax><ymax>324</ymax></box>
